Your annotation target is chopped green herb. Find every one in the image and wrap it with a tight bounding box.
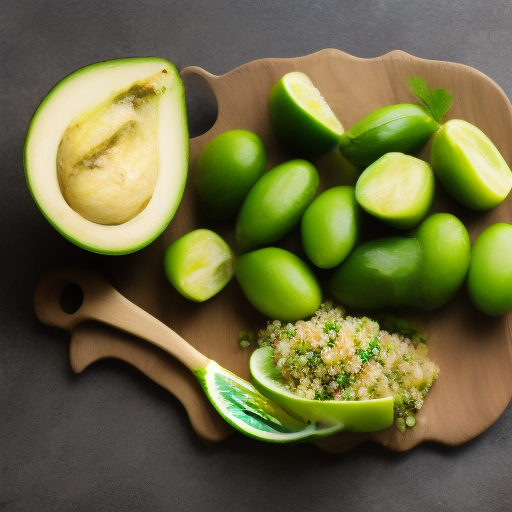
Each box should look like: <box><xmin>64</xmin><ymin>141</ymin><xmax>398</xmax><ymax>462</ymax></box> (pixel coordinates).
<box><xmin>238</xmin><ymin>330</ymin><xmax>253</xmax><ymax>348</ymax></box>
<box><xmin>258</xmin><ymin>301</ymin><xmax>439</xmax><ymax>432</ymax></box>
<box><xmin>407</xmin><ymin>75</ymin><xmax>453</xmax><ymax>123</ymax></box>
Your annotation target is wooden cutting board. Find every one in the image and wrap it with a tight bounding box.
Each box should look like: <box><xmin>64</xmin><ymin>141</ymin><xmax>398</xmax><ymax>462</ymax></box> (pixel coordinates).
<box><xmin>65</xmin><ymin>49</ymin><xmax>512</xmax><ymax>452</ymax></box>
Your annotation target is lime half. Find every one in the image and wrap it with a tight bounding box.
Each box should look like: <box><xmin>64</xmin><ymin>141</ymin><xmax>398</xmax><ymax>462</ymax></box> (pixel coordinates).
<box><xmin>431</xmin><ymin>119</ymin><xmax>512</xmax><ymax>210</ymax></box>
<box><xmin>250</xmin><ymin>347</ymin><xmax>394</xmax><ymax>432</ymax></box>
<box><xmin>195</xmin><ymin>361</ymin><xmax>345</xmax><ymax>443</ymax></box>
<box><xmin>164</xmin><ymin>229</ymin><xmax>234</xmax><ymax>301</ymax></box>
<box><xmin>355</xmin><ymin>152</ymin><xmax>435</xmax><ymax>229</ymax></box>
<box><xmin>268</xmin><ymin>71</ymin><xmax>344</xmax><ymax>157</ymax></box>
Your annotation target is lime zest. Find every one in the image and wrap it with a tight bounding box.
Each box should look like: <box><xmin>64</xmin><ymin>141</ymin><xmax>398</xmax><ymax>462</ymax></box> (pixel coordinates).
<box><xmin>407</xmin><ymin>75</ymin><xmax>453</xmax><ymax>123</ymax></box>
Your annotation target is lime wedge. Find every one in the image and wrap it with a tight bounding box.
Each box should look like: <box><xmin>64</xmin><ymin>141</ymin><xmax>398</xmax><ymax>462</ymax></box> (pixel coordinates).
<box><xmin>355</xmin><ymin>152</ymin><xmax>435</xmax><ymax>229</ymax></box>
<box><xmin>163</xmin><ymin>229</ymin><xmax>234</xmax><ymax>302</ymax></box>
<box><xmin>268</xmin><ymin>71</ymin><xmax>344</xmax><ymax>157</ymax></box>
<box><xmin>249</xmin><ymin>347</ymin><xmax>394</xmax><ymax>432</ymax></box>
<box><xmin>196</xmin><ymin>361</ymin><xmax>345</xmax><ymax>442</ymax></box>
<box><xmin>431</xmin><ymin>119</ymin><xmax>512</xmax><ymax>210</ymax></box>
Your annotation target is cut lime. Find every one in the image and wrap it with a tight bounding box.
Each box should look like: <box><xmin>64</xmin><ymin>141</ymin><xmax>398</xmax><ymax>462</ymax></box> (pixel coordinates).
<box><xmin>430</xmin><ymin>119</ymin><xmax>512</xmax><ymax>210</ymax></box>
<box><xmin>355</xmin><ymin>152</ymin><xmax>435</xmax><ymax>229</ymax></box>
<box><xmin>249</xmin><ymin>347</ymin><xmax>394</xmax><ymax>432</ymax></box>
<box><xmin>164</xmin><ymin>229</ymin><xmax>234</xmax><ymax>302</ymax></box>
<box><xmin>196</xmin><ymin>361</ymin><xmax>345</xmax><ymax>442</ymax></box>
<box><xmin>268</xmin><ymin>71</ymin><xmax>344</xmax><ymax>157</ymax></box>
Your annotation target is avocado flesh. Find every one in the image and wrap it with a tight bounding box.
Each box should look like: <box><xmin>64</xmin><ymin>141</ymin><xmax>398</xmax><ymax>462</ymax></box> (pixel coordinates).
<box><xmin>24</xmin><ymin>58</ymin><xmax>188</xmax><ymax>255</ymax></box>
<box><xmin>57</xmin><ymin>73</ymin><xmax>164</xmax><ymax>225</ymax></box>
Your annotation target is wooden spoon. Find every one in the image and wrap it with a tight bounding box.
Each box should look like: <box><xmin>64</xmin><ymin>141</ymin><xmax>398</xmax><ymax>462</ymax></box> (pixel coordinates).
<box><xmin>33</xmin><ymin>266</ymin><xmax>350</xmax><ymax>443</ymax></box>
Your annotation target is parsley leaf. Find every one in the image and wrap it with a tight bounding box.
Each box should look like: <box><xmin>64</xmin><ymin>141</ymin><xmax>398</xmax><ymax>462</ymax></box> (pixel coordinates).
<box><xmin>407</xmin><ymin>75</ymin><xmax>453</xmax><ymax>123</ymax></box>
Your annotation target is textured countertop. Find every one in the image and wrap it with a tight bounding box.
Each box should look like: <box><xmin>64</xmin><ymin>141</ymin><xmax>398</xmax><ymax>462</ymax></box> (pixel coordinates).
<box><xmin>2</xmin><ymin>1</ymin><xmax>512</xmax><ymax>510</ymax></box>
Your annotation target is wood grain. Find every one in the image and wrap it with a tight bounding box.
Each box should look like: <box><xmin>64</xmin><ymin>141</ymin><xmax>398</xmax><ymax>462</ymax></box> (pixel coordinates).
<box><xmin>54</xmin><ymin>49</ymin><xmax>512</xmax><ymax>451</ymax></box>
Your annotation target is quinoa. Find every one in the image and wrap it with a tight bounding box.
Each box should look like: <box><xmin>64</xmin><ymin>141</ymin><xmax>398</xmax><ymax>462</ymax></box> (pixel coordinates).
<box><xmin>257</xmin><ymin>302</ymin><xmax>439</xmax><ymax>432</ymax></box>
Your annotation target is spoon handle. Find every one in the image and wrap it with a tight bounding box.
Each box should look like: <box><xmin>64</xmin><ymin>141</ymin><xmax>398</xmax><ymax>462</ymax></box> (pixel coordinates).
<box><xmin>34</xmin><ymin>266</ymin><xmax>211</xmax><ymax>372</ymax></box>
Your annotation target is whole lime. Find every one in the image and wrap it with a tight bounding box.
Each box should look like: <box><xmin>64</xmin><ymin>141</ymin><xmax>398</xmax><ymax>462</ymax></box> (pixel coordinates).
<box><xmin>339</xmin><ymin>103</ymin><xmax>438</xmax><ymax>167</ymax></box>
<box><xmin>467</xmin><ymin>223</ymin><xmax>512</xmax><ymax>315</ymax></box>
<box><xmin>235</xmin><ymin>247</ymin><xmax>321</xmax><ymax>321</ymax></box>
<box><xmin>410</xmin><ymin>212</ymin><xmax>470</xmax><ymax>310</ymax></box>
<box><xmin>235</xmin><ymin>159</ymin><xmax>319</xmax><ymax>252</ymax></box>
<box><xmin>195</xmin><ymin>130</ymin><xmax>267</xmax><ymax>219</ymax></box>
<box><xmin>329</xmin><ymin>236</ymin><xmax>422</xmax><ymax>310</ymax></box>
<box><xmin>301</xmin><ymin>186</ymin><xmax>360</xmax><ymax>269</ymax></box>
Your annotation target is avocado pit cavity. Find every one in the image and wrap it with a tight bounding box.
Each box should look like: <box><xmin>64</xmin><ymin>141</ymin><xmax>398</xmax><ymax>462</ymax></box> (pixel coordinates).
<box><xmin>57</xmin><ymin>72</ymin><xmax>167</xmax><ymax>225</ymax></box>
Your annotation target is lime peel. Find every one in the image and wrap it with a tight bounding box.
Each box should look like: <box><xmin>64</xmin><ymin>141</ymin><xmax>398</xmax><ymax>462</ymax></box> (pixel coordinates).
<box><xmin>195</xmin><ymin>361</ymin><xmax>345</xmax><ymax>443</ymax></box>
<box><xmin>268</xmin><ymin>71</ymin><xmax>344</xmax><ymax>157</ymax></box>
<box><xmin>286</xmin><ymin>72</ymin><xmax>343</xmax><ymax>134</ymax></box>
<box><xmin>250</xmin><ymin>346</ymin><xmax>394</xmax><ymax>432</ymax></box>
<box><xmin>431</xmin><ymin>119</ymin><xmax>512</xmax><ymax>210</ymax></box>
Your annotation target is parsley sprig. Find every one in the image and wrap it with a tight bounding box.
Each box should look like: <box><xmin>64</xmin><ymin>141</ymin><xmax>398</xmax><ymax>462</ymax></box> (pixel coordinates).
<box><xmin>407</xmin><ymin>75</ymin><xmax>453</xmax><ymax>123</ymax></box>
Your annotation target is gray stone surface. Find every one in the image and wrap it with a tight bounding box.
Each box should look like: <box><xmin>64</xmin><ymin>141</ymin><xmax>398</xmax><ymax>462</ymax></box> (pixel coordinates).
<box><xmin>2</xmin><ymin>1</ymin><xmax>512</xmax><ymax>510</ymax></box>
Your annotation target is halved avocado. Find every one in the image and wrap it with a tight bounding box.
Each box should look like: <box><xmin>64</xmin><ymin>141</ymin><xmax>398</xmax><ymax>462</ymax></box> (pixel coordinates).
<box><xmin>24</xmin><ymin>57</ymin><xmax>188</xmax><ymax>254</ymax></box>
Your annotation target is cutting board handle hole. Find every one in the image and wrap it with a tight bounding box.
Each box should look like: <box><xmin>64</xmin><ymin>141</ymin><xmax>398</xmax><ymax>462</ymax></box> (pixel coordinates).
<box><xmin>60</xmin><ymin>283</ymin><xmax>84</xmax><ymax>315</ymax></box>
<box><xmin>182</xmin><ymin>71</ymin><xmax>218</xmax><ymax>138</ymax></box>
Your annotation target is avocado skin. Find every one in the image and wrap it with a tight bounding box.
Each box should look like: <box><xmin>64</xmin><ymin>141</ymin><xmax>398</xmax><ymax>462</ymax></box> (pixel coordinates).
<box><xmin>24</xmin><ymin>57</ymin><xmax>189</xmax><ymax>255</ymax></box>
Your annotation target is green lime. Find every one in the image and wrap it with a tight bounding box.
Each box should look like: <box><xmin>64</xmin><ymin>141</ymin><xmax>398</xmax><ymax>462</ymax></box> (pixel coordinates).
<box><xmin>196</xmin><ymin>360</ymin><xmax>345</xmax><ymax>442</ymax></box>
<box><xmin>268</xmin><ymin>71</ymin><xmax>344</xmax><ymax>157</ymax></box>
<box><xmin>338</xmin><ymin>103</ymin><xmax>439</xmax><ymax>167</ymax></box>
<box><xmin>195</xmin><ymin>130</ymin><xmax>267</xmax><ymax>219</ymax></box>
<box><xmin>355</xmin><ymin>152</ymin><xmax>435</xmax><ymax>229</ymax></box>
<box><xmin>235</xmin><ymin>159</ymin><xmax>319</xmax><ymax>253</ymax></box>
<box><xmin>329</xmin><ymin>213</ymin><xmax>470</xmax><ymax>311</ymax></box>
<box><xmin>315</xmin><ymin>147</ymin><xmax>360</xmax><ymax>186</ymax></box>
<box><xmin>466</xmin><ymin>223</ymin><xmax>512</xmax><ymax>315</ymax></box>
<box><xmin>235</xmin><ymin>247</ymin><xmax>321</xmax><ymax>322</ymax></box>
<box><xmin>249</xmin><ymin>347</ymin><xmax>394</xmax><ymax>432</ymax></box>
<box><xmin>301</xmin><ymin>186</ymin><xmax>360</xmax><ymax>269</ymax></box>
<box><xmin>329</xmin><ymin>236</ymin><xmax>422</xmax><ymax>310</ymax></box>
<box><xmin>410</xmin><ymin>213</ymin><xmax>470</xmax><ymax>310</ymax></box>
<box><xmin>164</xmin><ymin>229</ymin><xmax>234</xmax><ymax>302</ymax></box>
<box><xmin>430</xmin><ymin>119</ymin><xmax>512</xmax><ymax>210</ymax></box>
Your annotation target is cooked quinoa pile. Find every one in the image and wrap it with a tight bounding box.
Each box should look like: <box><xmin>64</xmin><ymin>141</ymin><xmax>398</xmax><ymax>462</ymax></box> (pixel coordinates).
<box><xmin>257</xmin><ymin>302</ymin><xmax>440</xmax><ymax>432</ymax></box>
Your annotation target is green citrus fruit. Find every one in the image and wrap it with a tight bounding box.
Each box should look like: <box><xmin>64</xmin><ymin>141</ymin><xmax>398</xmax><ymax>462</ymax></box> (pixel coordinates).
<box><xmin>339</xmin><ymin>103</ymin><xmax>439</xmax><ymax>167</ymax></box>
<box><xmin>235</xmin><ymin>159</ymin><xmax>319</xmax><ymax>252</ymax></box>
<box><xmin>329</xmin><ymin>213</ymin><xmax>470</xmax><ymax>311</ymax></box>
<box><xmin>430</xmin><ymin>119</ymin><xmax>512</xmax><ymax>210</ymax></box>
<box><xmin>329</xmin><ymin>236</ymin><xmax>422</xmax><ymax>310</ymax></box>
<box><xmin>466</xmin><ymin>223</ymin><xmax>512</xmax><ymax>315</ymax></box>
<box><xmin>164</xmin><ymin>229</ymin><xmax>234</xmax><ymax>301</ymax></box>
<box><xmin>410</xmin><ymin>213</ymin><xmax>470</xmax><ymax>310</ymax></box>
<box><xmin>268</xmin><ymin>71</ymin><xmax>344</xmax><ymax>157</ymax></box>
<box><xmin>195</xmin><ymin>130</ymin><xmax>266</xmax><ymax>220</ymax></box>
<box><xmin>195</xmin><ymin>361</ymin><xmax>345</xmax><ymax>443</ymax></box>
<box><xmin>249</xmin><ymin>346</ymin><xmax>394</xmax><ymax>431</ymax></box>
<box><xmin>355</xmin><ymin>152</ymin><xmax>435</xmax><ymax>229</ymax></box>
<box><xmin>301</xmin><ymin>186</ymin><xmax>360</xmax><ymax>269</ymax></box>
<box><xmin>235</xmin><ymin>247</ymin><xmax>322</xmax><ymax>321</ymax></box>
